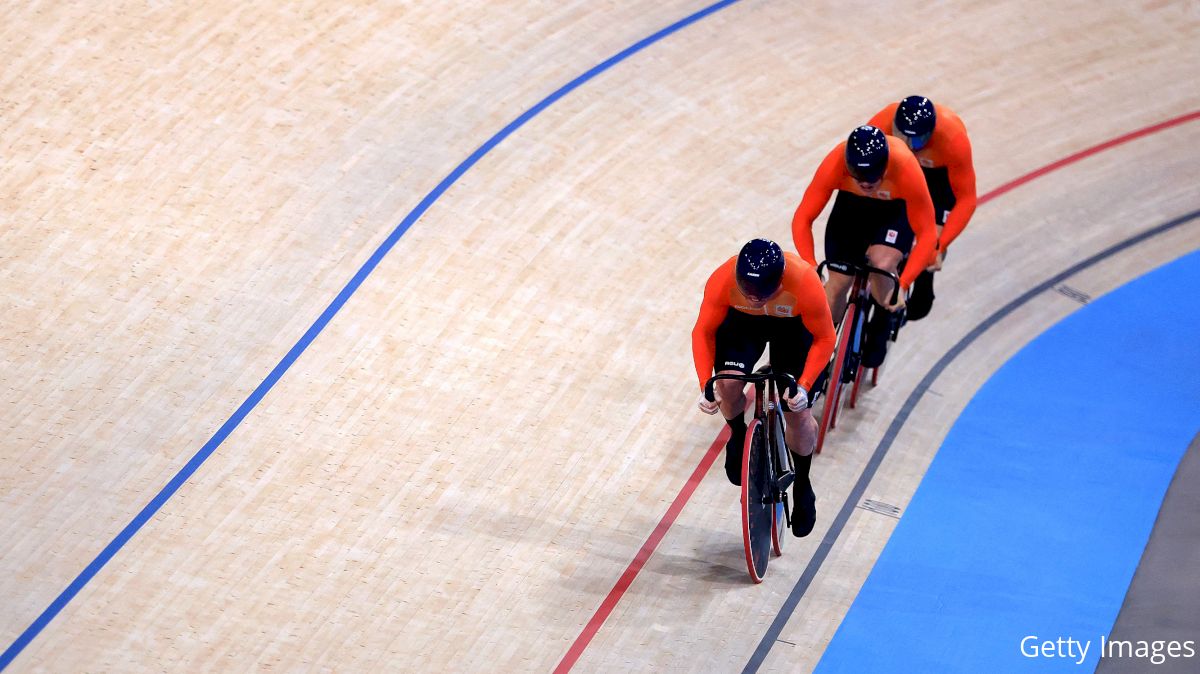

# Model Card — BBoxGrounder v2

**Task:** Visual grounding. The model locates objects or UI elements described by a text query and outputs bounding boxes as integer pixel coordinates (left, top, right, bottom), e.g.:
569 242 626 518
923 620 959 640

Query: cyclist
868 95 977 320
790 125 938 369
691 238 835 537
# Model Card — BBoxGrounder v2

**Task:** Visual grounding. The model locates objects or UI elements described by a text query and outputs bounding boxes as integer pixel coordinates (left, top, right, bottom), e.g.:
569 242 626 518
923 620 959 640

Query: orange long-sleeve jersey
868 102 977 250
790 136 937 289
691 252 835 392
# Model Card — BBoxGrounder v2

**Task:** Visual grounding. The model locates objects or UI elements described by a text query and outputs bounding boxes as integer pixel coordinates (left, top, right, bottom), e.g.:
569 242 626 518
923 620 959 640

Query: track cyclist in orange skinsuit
790 125 938 369
691 239 835 537
868 95 977 320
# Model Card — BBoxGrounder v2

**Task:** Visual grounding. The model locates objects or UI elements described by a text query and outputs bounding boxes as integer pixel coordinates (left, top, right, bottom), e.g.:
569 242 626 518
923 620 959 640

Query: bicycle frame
814 260 900 452
704 369 797 501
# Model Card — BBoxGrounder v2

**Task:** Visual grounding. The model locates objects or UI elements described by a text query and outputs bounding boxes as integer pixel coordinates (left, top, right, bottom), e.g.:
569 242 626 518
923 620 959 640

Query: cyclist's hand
697 392 720 415
884 292 907 313
784 387 810 412
926 249 945 272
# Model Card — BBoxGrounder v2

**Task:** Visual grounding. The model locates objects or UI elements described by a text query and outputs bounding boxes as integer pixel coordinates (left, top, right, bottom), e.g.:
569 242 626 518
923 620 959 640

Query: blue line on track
0 1 744 669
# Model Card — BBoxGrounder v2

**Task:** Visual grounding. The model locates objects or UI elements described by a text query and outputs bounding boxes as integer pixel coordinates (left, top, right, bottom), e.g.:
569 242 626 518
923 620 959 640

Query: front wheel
741 419 772 583
816 308 856 453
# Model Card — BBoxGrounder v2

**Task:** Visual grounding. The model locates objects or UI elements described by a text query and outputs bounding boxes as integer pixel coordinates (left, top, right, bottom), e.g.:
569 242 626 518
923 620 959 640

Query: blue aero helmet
735 238 785 301
845 125 889 184
894 95 937 151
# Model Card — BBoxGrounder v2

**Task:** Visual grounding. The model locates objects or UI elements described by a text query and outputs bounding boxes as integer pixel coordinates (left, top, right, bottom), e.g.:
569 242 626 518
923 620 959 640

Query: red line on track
978 110 1200 205
551 426 729 674
552 108 1200 673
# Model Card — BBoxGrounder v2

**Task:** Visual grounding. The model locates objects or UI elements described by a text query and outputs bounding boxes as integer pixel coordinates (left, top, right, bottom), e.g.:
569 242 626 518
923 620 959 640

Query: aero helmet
894 95 937 150
735 238 785 301
845 125 889 184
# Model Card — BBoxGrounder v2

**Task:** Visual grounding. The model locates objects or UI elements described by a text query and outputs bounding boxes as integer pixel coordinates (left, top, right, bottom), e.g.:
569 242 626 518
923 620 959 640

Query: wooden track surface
2 1 1198 671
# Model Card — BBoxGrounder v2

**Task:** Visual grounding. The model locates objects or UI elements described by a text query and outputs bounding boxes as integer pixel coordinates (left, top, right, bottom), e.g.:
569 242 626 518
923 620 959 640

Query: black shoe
792 482 816 537
862 334 887 369
906 270 935 321
861 306 893 369
724 432 744 486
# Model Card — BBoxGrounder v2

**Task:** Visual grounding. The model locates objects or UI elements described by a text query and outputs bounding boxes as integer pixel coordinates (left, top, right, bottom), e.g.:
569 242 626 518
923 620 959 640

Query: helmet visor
905 130 932 151
848 161 886 185
737 274 780 302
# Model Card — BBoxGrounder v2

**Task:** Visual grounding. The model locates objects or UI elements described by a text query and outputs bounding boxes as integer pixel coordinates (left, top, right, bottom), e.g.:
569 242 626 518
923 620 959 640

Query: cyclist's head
893 95 937 151
844 125 889 186
736 238 785 302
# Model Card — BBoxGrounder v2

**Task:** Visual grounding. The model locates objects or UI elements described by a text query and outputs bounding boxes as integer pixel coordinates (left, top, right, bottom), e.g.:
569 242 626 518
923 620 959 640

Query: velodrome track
2 1 1198 671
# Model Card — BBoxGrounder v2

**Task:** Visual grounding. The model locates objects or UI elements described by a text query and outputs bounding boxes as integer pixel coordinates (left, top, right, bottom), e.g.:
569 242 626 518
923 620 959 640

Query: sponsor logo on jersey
919 157 935 168
773 304 794 317
876 190 892 200
724 361 746 369
733 304 766 313
885 229 898 243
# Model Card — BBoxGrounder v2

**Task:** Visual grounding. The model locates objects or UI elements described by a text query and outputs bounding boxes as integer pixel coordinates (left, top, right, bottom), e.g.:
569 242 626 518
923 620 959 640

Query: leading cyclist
691 239 835 537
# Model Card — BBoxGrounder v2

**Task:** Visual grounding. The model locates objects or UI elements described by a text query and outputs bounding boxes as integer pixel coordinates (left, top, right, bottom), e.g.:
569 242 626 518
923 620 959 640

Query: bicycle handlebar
704 371 798 403
816 260 902 305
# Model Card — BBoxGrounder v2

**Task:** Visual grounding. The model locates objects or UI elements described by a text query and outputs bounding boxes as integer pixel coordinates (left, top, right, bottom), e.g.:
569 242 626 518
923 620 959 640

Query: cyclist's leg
864 198 911 307
714 310 768 485
768 320 818 537
866 243 905 305
768 321 818 458
861 204 913 367
823 191 875 326
909 167 956 319
824 271 853 327
784 401 818 537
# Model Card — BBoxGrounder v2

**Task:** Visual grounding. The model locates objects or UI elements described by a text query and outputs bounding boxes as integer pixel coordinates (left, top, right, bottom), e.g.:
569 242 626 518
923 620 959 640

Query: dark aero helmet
845 125 889 184
736 238 785 301
894 95 937 150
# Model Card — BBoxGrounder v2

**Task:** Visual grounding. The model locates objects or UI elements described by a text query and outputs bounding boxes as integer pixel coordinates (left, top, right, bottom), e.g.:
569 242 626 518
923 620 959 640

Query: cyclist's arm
791 147 842 265
794 266 836 391
939 132 977 250
899 163 938 288
691 271 730 391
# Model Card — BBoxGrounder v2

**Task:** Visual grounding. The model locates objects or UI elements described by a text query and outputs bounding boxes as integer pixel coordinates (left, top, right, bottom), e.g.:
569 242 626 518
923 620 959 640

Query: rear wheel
770 411 790 557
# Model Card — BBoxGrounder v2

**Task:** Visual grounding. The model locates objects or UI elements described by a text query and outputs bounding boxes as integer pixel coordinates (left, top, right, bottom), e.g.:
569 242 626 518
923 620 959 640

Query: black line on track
742 208 1200 672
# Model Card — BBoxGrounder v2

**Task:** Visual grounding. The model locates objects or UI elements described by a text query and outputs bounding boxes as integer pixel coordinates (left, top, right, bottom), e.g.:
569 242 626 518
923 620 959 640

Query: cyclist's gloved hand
697 392 720 415
884 292 907 313
926 249 945 272
784 387 810 412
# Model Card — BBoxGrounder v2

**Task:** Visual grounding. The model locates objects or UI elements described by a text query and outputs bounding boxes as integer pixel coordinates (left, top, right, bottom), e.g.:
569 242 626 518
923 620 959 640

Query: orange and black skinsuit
691 251 834 489
691 252 835 397
868 102 977 251
790 135 937 290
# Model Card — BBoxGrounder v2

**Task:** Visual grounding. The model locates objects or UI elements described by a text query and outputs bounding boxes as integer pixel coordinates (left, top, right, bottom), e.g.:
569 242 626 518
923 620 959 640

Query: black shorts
824 191 915 264
714 309 816 407
922 166 957 226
